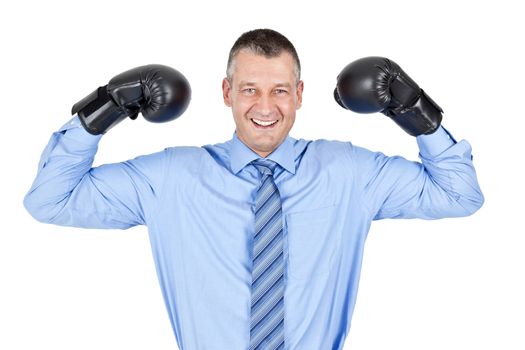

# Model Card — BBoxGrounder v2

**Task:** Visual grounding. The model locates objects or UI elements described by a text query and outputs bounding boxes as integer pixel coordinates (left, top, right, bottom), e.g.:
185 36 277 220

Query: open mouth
251 118 278 129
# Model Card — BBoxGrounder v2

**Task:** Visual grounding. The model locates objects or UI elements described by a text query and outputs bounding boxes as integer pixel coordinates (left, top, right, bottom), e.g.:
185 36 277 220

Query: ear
296 80 304 109
222 78 232 107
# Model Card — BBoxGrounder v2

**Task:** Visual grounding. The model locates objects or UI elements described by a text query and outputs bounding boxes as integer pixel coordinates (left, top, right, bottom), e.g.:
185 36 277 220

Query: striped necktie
249 158 285 350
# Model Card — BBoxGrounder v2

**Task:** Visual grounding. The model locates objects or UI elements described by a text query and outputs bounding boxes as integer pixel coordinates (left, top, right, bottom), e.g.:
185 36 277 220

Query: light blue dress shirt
24 116 484 349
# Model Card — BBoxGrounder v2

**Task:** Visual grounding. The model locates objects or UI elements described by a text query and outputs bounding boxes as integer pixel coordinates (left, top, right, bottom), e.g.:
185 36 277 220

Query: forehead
231 50 296 85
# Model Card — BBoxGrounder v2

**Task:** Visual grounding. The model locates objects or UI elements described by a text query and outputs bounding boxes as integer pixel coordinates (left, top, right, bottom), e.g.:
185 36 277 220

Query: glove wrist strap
71 86 131 135
385 89 443 136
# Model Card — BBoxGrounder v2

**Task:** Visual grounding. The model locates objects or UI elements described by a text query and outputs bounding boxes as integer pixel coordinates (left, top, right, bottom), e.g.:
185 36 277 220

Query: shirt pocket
285 204 340 280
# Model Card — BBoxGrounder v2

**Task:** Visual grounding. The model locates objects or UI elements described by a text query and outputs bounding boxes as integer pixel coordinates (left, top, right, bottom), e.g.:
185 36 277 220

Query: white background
1 0 523 349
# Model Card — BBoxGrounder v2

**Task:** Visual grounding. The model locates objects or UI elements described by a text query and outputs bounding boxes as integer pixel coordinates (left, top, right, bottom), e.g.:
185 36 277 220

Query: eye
274 89 288 95
242 88 256 95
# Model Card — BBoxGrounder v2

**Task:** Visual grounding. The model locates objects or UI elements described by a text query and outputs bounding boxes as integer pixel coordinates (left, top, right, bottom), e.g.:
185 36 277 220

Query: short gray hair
226 28 301 85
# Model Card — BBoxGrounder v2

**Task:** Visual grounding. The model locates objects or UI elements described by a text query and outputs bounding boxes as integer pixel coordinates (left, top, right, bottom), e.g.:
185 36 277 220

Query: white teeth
252 119 277 126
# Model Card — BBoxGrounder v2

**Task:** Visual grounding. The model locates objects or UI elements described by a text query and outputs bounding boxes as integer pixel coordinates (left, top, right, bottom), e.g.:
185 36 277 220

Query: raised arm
23 64 191 229
23 117 169 228
335 56 484 219
347 126 484 220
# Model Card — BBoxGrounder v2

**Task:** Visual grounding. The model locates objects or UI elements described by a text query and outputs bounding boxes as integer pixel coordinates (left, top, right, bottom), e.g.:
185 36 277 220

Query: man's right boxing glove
333 56 443 136
72 64 191 135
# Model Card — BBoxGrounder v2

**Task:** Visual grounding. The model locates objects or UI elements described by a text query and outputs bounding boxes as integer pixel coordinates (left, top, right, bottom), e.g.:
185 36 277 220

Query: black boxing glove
334 56 443 136
72 64 191 135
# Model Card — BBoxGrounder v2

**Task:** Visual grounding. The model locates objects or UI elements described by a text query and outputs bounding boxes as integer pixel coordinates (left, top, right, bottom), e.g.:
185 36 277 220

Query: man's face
222 50 304 158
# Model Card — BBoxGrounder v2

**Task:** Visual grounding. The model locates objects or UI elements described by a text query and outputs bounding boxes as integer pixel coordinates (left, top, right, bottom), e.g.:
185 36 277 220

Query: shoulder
299 138 355 161
297 137 393 171
164 145 208 158
163 139 233 171
162 145 207 174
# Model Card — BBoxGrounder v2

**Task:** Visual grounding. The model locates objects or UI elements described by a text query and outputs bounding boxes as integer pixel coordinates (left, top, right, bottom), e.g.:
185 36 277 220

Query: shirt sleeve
348 126 485 220
23 115 167 229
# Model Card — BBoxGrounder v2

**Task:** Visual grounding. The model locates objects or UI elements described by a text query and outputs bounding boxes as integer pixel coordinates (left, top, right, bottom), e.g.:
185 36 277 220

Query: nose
254 93 275 116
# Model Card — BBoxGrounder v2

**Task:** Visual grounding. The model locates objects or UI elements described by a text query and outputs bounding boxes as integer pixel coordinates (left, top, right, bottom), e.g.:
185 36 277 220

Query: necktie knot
251 158 277 177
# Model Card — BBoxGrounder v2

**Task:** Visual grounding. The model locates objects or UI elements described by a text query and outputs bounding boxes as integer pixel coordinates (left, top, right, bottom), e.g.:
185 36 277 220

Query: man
24 29 484 349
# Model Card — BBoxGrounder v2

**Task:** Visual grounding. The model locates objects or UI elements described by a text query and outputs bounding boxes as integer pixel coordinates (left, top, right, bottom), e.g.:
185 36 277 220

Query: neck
254 150 271 158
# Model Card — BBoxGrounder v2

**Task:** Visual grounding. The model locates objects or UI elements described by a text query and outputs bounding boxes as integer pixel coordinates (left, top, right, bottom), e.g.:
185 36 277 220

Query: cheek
279 100 297 117
234 99 253 116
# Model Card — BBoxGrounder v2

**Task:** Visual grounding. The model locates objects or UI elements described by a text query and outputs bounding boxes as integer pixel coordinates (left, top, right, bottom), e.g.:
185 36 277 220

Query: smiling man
222 44 303 158
24 29 483 349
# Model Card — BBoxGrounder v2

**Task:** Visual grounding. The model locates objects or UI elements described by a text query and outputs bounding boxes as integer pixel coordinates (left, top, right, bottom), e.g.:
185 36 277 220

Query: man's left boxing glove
71 64 191 135
333 56 442 136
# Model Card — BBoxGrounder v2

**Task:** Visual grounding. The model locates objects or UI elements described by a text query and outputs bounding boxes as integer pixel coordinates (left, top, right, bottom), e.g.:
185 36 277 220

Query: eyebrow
238 81 292 89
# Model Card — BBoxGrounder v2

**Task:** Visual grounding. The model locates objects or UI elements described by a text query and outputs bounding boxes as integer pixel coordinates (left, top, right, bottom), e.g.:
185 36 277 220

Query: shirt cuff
416 125 457 158
59 115 103 146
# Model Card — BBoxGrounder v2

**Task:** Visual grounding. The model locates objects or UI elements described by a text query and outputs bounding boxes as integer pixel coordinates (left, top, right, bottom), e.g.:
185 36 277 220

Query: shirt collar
229 131 296 175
